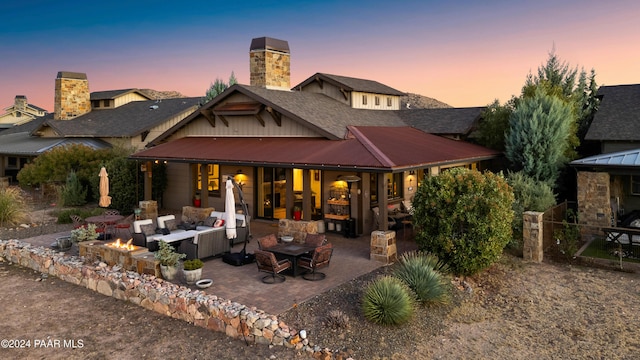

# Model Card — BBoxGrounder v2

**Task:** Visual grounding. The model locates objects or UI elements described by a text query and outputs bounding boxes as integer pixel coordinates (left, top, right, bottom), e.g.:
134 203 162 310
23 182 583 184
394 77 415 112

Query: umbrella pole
229 176 252 252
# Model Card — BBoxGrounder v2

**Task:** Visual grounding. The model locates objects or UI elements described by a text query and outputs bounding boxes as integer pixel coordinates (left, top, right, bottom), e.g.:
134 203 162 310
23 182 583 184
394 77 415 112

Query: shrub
55 208 105 224
183 259 204 270
362 276 414 326
412 168 515 276
61 170 87 206
507 171 556 249
325 310 350 330
70 223 99 242
554 209 580 261
394 251 449 305
155 240 186 267
0 186 28 227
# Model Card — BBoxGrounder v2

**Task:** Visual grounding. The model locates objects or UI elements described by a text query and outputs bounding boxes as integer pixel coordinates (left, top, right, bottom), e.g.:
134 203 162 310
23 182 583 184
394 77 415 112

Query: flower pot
293 210 302 221
183 268 202 285
55 236 72 250
193 198 201 208
160 265 179 281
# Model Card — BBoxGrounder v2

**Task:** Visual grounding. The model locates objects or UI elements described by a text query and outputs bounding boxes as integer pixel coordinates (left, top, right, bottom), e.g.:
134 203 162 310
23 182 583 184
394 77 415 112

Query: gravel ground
3 206 640 359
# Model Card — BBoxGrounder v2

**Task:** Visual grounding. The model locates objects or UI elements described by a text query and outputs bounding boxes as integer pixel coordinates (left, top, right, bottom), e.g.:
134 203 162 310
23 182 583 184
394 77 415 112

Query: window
375 96 380 106
387 97 392 107
16 111 21 117
362 95 367 105
196 164 221 196
103 100 110 107
370 173 403 204
632 176 640 195
92 100 100 108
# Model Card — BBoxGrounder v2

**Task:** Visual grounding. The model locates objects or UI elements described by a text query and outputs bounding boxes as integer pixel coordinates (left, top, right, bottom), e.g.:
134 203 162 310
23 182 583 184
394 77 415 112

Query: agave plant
361 276 414 326
394 251 449 305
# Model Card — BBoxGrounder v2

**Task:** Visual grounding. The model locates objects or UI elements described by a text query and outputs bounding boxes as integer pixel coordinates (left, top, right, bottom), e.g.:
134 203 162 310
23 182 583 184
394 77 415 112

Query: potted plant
154 240 186 280
70 223 99 243
293 205 302 221
193 193 201 208
182 258 204 284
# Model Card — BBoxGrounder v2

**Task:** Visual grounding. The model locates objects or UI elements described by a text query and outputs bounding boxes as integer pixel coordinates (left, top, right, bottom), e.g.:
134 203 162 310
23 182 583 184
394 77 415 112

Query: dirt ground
2 252 640 360
2 203 640 359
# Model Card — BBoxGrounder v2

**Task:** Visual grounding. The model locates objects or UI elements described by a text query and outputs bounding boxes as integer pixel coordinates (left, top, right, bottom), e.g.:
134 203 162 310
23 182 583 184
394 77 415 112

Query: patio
21 219 417 315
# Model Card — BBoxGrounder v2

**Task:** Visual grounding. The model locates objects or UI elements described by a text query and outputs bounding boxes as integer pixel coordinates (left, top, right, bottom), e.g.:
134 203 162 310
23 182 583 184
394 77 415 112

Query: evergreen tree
505 86 573 186
200 71 237 105
475 99 515 151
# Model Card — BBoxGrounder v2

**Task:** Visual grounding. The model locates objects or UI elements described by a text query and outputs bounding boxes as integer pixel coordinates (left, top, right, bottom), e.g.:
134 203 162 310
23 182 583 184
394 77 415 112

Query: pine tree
200 71 237 105
505 86 573 186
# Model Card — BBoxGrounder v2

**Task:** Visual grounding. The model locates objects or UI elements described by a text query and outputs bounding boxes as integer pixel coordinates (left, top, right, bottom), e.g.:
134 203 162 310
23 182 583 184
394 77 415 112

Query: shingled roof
399 107 485 136
585 84 640 141
43 97 200 137
293 73 406 96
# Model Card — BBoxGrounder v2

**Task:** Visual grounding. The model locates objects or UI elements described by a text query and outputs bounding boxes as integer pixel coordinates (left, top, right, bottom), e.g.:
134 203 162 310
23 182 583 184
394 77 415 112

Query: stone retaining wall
278 219 320 243
0 239 339 359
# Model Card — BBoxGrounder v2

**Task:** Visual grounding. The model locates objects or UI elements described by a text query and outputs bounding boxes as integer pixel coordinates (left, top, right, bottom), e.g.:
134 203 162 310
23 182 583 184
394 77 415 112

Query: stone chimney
14 95 27 112
54 71 90 120
249 37 290 90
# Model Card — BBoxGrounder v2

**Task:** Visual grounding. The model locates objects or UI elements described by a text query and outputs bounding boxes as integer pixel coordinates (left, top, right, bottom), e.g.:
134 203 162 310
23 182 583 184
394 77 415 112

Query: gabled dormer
293 73 405 110
90 89 152 110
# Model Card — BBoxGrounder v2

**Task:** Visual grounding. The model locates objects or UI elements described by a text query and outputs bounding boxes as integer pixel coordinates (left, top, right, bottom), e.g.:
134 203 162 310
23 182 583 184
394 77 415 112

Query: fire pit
79 240 160 277
105 238 139 252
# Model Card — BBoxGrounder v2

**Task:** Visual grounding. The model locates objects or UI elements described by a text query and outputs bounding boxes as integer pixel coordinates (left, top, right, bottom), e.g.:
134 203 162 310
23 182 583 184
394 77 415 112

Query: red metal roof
130 126 500 171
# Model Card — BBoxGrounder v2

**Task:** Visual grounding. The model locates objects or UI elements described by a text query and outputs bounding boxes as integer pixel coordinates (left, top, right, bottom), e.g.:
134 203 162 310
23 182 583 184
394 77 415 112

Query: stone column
523 211 544 262
370 230 397 264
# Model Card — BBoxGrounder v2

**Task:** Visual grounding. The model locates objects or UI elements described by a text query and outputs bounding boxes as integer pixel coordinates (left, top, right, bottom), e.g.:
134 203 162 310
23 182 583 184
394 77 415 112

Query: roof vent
149 105 159 110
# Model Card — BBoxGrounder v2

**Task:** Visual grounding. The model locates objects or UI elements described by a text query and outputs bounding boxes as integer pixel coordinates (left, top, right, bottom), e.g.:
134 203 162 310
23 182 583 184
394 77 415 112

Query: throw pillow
140 223 156 237
236 218 244 228
164 219 177 231
213 219 225 228
203 216 217 227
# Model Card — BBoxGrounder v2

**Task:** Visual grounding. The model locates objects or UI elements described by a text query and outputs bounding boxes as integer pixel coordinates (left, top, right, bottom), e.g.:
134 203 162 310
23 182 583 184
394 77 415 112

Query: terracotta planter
183 268 202 285
160 265 179 281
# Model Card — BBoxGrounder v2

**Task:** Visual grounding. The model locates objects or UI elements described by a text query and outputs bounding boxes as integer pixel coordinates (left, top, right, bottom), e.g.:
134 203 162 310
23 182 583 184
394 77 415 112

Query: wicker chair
104 209 120 216
298 243 333 281
254 249 291 284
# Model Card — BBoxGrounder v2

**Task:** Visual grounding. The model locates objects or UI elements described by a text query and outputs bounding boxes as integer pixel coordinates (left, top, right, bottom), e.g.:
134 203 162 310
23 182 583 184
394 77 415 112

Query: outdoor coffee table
268 243 316 277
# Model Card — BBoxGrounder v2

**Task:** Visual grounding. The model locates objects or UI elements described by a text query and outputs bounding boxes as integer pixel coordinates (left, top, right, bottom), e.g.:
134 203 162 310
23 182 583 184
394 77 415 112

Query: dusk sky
2 0 639 112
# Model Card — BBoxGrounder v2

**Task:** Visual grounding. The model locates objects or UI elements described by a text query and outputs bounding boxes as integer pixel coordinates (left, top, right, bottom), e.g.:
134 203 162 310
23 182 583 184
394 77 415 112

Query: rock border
0 239 341 359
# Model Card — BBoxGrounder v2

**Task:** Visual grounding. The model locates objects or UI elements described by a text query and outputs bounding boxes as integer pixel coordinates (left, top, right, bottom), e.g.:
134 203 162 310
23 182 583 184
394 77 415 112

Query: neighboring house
0 71 200 183
130 37 502 235
0 95 48 130
571 84 640 236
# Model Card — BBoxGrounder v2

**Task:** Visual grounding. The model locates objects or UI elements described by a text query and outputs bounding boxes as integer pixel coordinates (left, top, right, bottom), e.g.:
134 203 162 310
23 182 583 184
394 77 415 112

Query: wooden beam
265 106 282 126
217 114 229 127
141 130 150 142
200 109 215 127
254 113 266 127
339 88 348 100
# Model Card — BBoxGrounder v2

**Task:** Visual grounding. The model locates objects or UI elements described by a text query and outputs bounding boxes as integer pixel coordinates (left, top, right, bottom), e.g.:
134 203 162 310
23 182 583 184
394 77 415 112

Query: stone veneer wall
370 230 397 264
250 50 290 90
577 171 611 238
54 72 90 120
0 239 342 359
522 211 544 262
278 219 320 243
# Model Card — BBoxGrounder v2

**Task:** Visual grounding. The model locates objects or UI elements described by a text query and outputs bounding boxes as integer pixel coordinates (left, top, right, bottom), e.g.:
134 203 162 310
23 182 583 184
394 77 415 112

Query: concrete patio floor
20 220 418 315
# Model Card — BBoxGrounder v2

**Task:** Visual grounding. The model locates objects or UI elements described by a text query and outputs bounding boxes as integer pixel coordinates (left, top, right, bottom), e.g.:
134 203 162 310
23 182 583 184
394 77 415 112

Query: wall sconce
235 170 245 190
409 170 415 175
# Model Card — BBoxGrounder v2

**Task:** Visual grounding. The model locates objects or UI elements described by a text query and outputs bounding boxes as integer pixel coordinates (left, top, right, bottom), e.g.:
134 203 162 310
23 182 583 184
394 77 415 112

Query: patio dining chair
104 209 121 216
298 243 333 281
257 234 278 250
114 214 134 240
254 249 291 284
70 215 86 229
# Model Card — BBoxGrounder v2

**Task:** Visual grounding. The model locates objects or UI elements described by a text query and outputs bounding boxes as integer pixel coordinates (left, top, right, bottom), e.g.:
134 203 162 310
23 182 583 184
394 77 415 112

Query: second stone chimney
249 37 290 90
54 71 90 120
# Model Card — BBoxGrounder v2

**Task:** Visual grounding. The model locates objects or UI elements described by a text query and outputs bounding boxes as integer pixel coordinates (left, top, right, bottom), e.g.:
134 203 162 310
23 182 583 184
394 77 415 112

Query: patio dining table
85 214 124 238
268 243 317 277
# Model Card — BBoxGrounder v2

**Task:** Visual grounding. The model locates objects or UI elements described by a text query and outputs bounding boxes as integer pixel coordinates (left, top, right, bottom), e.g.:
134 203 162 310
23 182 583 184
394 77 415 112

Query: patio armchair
254 249 291 283
303 233 326 247
104 209 121 216
257 234 278 250
298 243 333 281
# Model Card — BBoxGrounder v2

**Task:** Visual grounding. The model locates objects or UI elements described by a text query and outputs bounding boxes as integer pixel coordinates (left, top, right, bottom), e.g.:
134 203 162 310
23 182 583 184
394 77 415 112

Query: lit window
196 164 221 196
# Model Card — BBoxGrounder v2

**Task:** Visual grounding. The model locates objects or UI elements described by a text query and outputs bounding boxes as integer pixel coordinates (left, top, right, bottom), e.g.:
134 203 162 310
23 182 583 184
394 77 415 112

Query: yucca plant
0 186 28 227
362 276 414 326
394 252 449 305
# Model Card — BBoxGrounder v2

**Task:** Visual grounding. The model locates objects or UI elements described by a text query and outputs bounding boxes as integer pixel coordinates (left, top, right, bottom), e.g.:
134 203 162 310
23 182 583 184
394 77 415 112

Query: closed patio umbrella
225 178 237 240
98 167 111 207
